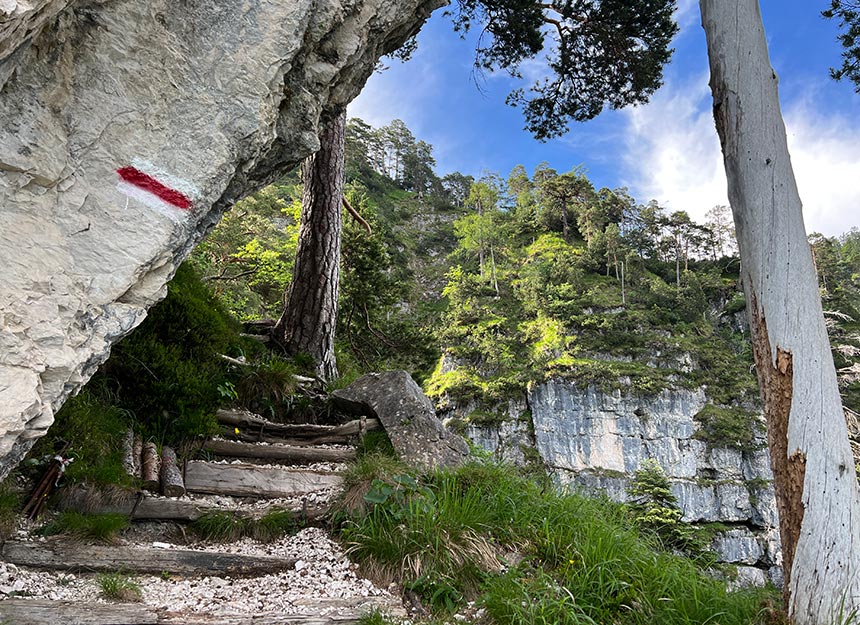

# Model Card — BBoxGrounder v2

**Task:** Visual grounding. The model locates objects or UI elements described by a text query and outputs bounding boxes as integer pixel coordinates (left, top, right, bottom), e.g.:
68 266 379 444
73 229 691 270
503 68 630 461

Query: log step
0 540 295 576
202 440 356 464
184 462 343 499
216 410 379 441
58 487 329 523
0 597 406 624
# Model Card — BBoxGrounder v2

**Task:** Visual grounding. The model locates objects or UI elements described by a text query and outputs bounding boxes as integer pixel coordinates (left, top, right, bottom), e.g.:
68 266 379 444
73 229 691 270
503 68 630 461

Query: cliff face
453 381 782 586
0 0 442 476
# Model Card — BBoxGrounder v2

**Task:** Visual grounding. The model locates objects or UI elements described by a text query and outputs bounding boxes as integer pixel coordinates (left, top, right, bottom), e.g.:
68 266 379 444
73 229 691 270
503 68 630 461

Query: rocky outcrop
449 380 782 584
333 371 470 470
0 0 442 476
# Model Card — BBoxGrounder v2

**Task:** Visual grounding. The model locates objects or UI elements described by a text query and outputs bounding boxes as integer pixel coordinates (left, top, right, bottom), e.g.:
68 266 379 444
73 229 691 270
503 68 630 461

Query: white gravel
0 528 398 615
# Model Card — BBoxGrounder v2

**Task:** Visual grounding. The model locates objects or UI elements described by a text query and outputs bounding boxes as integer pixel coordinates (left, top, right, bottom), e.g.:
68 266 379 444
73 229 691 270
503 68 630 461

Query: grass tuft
190 508 298 543
97 572 142 602
335 452 408 517
41 512 128 543
340 461 780 622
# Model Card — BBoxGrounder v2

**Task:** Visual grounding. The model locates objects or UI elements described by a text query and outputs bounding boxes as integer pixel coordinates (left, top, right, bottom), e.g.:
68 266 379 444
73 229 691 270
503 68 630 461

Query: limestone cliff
449 382 782 586
0 0 442 476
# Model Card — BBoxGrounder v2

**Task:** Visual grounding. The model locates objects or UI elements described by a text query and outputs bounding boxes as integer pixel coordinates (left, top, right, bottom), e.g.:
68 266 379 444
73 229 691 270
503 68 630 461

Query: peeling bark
749 302 806 603
701 1 860 622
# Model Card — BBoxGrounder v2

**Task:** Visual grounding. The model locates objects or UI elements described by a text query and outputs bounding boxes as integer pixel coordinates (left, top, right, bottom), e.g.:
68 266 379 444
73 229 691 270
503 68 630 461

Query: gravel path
0 528 397 615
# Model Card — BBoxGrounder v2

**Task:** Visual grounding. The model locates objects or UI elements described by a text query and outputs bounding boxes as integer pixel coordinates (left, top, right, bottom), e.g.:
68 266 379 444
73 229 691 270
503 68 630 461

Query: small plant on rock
628 459 707 555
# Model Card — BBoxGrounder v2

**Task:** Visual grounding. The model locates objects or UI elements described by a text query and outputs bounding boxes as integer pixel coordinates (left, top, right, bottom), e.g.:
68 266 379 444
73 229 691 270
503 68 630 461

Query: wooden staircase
0 410 404 625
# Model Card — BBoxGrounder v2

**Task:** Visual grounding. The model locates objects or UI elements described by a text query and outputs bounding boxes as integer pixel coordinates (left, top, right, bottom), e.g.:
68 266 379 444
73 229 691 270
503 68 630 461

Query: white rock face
461 380 781 581
0 0 442 476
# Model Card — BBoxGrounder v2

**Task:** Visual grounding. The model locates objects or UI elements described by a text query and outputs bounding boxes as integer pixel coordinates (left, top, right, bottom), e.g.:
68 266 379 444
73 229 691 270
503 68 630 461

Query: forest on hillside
191 117 860 416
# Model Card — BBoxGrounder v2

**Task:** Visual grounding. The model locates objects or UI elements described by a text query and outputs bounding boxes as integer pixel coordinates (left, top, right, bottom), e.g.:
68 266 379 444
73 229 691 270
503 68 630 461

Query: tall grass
340 461 781 623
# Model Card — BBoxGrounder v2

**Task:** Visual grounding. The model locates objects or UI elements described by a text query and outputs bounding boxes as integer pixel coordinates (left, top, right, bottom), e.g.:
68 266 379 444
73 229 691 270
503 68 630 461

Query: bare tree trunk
489 245 499 294
620 259 626 306
701 2 860 622
273 111 345 381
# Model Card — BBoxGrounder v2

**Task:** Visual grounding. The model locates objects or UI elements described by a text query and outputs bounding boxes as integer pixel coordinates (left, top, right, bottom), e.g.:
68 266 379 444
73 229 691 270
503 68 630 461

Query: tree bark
141 442 161 492
273 110 345 381
700 2 860 622
159 446 185 497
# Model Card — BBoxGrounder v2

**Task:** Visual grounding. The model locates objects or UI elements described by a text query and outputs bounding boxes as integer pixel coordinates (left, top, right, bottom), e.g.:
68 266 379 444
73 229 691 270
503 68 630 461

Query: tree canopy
450 0 679 139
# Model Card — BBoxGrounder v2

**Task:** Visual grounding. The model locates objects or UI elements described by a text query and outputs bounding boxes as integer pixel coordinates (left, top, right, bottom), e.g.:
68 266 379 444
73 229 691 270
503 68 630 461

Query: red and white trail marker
116 160 197 220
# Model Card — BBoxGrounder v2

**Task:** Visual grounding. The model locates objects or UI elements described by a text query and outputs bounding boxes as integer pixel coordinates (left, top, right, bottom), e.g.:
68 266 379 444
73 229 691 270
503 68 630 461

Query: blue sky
349 0 860 236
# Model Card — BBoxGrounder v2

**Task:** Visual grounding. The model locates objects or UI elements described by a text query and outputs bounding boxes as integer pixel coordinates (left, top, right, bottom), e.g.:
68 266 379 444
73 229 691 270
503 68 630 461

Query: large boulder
333 371 470 470
0 0 442 477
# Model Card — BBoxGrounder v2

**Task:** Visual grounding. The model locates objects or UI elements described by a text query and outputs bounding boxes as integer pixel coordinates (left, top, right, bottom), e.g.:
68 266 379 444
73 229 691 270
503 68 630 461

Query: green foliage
99 262 240 444
233 354 298 420
628 459 709 555
356 611 403 625
823 1 860 90
336 452 409 517
694 404 760 451
449 0 678 140
97 572 142 602
32 389 132 486
192 184 300 320
340 462 776 622
0 480 21 540
190 509 298 543
356 430 397 459
41 512 129 543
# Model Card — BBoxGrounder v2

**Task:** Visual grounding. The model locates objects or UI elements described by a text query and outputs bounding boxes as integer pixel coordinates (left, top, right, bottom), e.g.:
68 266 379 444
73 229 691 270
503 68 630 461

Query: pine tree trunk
701 2 860 622
273 111 344 381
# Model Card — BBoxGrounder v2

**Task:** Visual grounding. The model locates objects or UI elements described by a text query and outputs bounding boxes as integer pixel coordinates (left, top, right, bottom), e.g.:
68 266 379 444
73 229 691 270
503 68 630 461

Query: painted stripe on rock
116 166 192 210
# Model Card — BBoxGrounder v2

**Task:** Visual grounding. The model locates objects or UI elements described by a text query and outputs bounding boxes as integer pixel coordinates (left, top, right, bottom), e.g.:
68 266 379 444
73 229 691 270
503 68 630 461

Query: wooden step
184 462 343 499
0 540 295 576
202 439 356 464
216 410 380 444
59 486 330 523
0 596 406 624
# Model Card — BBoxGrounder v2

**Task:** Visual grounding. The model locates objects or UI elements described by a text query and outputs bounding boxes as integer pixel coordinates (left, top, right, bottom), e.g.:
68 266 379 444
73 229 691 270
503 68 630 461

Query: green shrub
251 508 297 542
336 452 408 517
234 354 298 420
30 391 132 487
628 459 709 556
190 511 246 542
97 572 142 602
0 479 21 539
99 262 241 444
694 404 760 450
41 512 129 543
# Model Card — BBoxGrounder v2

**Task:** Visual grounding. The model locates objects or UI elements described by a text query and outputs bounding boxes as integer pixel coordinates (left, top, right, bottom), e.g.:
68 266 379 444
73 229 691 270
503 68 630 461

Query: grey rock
443 398 534 466
459 379 782 575
332 371 469 470
728 566 768 589
711 528 764 565
0 0 442 475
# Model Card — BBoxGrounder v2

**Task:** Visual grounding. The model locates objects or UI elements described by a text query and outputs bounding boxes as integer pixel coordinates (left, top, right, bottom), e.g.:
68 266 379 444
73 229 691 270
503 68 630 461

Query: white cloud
621 74 860 237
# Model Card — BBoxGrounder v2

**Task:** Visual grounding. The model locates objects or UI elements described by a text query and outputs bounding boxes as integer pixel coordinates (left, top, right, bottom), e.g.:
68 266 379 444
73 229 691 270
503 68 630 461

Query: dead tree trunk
701 1 860 622
273 110 345 381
